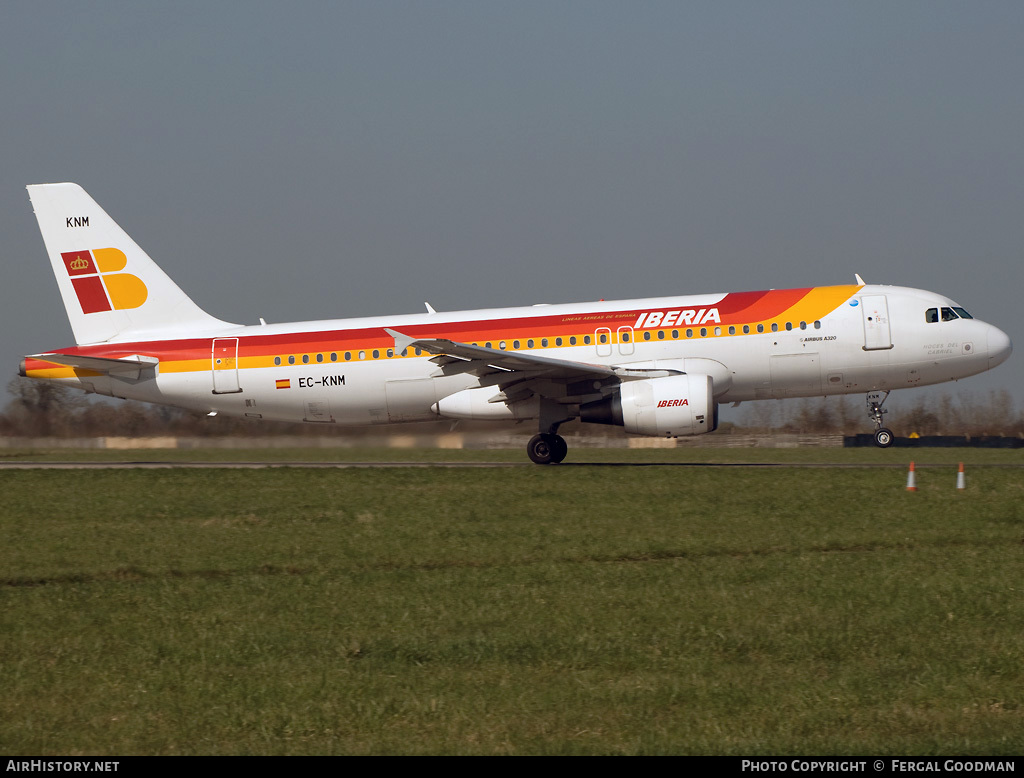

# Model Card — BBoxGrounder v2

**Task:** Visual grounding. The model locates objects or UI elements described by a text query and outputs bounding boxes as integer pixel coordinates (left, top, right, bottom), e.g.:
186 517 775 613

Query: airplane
20 183 1012 463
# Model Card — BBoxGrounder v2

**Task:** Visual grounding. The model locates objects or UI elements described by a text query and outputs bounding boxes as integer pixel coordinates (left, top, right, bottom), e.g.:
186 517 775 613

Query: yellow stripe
23 367 101 379
777 285 860 324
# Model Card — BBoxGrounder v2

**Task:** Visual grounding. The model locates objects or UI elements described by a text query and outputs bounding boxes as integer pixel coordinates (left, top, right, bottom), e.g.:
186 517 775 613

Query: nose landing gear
867 390 894 448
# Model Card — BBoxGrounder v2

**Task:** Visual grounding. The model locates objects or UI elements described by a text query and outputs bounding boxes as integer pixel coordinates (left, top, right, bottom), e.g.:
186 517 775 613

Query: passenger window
345 352 352 361
513 340 520 349
671 330 679 339
556 337 563 346
621 333 630 342
714 327 721 336
499 341 507 350
799 321 807 330
541 338 547 347
387 349 393 358
599 334 607 344
743 325 750 334
527 339 534 348
274 356 281 366
728 326 736 335
658 330 665 340
814 321 821 329
785 322 792 331
686 329 693 338
302 355 310 364
570 336 577 345
584 335 591 345
316 353 324 363
643 332 651 341
288 355 295 365
358 351 366 360
700 328 707 337
757 324 764 333
331 353 338 362
771 323 778 332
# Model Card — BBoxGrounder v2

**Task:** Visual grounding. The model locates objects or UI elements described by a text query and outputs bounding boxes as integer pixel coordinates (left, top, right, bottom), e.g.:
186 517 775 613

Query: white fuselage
33 284 1011 429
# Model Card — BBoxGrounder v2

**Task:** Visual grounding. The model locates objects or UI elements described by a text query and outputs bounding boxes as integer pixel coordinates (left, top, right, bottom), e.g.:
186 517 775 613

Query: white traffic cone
906 462 917 492
956 462 966 490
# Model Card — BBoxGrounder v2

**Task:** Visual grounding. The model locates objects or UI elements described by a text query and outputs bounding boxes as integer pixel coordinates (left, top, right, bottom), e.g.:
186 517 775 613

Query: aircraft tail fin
26 183 232 345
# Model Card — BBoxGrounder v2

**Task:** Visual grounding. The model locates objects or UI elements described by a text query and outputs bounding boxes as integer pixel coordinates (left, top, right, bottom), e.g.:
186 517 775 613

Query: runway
2 460 1022 470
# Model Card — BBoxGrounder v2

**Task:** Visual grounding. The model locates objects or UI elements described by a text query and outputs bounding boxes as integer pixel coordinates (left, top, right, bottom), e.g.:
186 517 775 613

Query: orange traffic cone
906 462 917 491
956 462 966 490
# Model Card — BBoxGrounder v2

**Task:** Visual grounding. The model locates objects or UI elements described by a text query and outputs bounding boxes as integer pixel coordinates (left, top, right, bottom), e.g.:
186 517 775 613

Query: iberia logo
657 398 689 408
61 249 148 314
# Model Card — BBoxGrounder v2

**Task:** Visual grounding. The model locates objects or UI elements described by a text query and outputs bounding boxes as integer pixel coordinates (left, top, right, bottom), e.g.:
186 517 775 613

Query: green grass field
2 449 1022 754
1 442 1021 464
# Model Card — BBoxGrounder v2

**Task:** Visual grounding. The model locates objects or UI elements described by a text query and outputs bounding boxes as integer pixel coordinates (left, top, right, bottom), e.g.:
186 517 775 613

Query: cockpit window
927 307 972 323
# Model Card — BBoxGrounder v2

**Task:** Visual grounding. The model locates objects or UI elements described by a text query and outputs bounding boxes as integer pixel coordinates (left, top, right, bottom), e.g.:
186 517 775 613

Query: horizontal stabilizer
25 352 159 378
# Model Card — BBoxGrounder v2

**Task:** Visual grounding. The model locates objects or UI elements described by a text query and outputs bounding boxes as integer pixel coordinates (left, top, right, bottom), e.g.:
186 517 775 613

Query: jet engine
580 374 717 437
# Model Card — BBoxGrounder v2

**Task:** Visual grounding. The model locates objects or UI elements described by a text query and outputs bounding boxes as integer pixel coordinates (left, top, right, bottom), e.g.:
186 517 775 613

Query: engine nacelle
580 374 717 437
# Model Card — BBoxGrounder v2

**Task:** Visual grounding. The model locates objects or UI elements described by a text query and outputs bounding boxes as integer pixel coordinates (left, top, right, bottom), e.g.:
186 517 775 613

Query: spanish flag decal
275 379 291 390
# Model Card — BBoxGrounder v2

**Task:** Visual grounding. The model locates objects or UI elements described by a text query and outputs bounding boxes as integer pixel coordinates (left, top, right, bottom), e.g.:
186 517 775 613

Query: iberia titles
633 308 721 329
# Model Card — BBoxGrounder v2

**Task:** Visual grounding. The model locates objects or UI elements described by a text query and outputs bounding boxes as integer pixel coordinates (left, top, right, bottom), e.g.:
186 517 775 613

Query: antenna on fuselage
855 274 866 285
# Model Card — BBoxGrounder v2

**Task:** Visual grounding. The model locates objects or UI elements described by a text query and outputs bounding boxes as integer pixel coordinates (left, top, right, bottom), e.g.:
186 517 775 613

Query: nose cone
988 326 1012 370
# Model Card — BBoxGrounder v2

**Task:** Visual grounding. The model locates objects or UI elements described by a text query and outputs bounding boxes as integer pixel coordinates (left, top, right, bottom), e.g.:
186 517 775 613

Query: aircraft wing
386 329 615 379
385 329 678 402
26 352 159 378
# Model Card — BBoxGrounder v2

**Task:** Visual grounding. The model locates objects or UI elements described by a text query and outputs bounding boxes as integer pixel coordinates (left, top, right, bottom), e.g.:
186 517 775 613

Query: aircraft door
211 338 241 394
861 295 893 351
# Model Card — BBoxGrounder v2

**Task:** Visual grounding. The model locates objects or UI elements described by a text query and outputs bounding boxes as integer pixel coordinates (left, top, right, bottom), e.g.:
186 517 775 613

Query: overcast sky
2 1 1021 420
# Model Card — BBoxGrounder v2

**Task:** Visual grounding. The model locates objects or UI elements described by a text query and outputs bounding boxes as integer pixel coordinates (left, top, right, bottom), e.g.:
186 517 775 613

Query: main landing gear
866 390 894 448
527 431 568 465
526 398 573 464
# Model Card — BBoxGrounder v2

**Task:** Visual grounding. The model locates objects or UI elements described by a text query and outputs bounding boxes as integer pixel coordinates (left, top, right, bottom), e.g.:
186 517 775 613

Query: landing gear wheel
527 433 554 465
527 433 568 465
874 427 894 448
550 434 568 464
